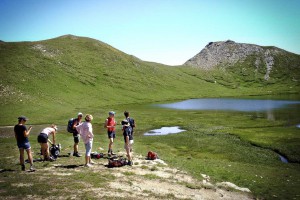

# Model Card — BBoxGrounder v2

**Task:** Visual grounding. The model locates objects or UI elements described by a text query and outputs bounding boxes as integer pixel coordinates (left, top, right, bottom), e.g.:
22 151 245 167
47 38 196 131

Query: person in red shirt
104 111 117 156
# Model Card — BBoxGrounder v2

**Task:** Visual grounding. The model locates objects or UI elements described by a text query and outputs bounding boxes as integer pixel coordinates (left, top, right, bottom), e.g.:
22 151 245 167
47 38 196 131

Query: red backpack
147 151 158 160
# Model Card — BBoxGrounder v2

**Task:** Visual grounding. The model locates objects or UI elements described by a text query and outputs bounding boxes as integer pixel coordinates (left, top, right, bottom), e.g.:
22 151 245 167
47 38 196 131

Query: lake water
144 126 186 136
155 96 300 125
156 98 300 112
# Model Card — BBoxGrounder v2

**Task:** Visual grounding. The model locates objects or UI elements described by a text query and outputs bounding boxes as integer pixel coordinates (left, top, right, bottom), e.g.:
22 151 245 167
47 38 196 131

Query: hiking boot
90 160 95 165
21 164 25 171
73 152 82 157
85 163 92 167
44 156 55 162
29 165 36 172
127 161 133 166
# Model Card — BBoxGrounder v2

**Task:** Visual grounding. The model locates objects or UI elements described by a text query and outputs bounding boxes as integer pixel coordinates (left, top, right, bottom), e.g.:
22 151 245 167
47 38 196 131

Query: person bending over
37 124 57 161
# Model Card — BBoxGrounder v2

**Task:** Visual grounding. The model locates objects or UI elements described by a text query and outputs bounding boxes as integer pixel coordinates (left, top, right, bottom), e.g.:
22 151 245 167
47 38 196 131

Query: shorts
37 133 48 143
74 135 80 143
129 133 133 140
17 142 31 150
85 141 93 156
73 130 79 137
107 131 116 139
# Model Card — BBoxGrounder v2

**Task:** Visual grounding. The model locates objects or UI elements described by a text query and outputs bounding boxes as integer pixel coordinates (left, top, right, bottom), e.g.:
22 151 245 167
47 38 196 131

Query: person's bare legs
85 155 89 165
74 142 78 154
26 149 33 165
41 143 49 160
108 138 114 154
125 136 132 165
19 148 25 170
26 148 34 170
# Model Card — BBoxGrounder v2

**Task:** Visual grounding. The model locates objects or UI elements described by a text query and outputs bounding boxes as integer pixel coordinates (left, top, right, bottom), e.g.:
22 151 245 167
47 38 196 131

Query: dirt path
51 153 254 200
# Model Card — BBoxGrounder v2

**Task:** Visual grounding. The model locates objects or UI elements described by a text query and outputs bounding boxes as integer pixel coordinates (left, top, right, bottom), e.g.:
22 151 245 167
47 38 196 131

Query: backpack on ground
67 118 75 133
147 151 158 160
108 157 127 168
49 144 61 159
91 152 104 159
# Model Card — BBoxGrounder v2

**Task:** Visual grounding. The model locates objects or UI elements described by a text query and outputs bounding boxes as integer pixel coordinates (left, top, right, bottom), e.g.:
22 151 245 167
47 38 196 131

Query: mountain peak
184 40 284 71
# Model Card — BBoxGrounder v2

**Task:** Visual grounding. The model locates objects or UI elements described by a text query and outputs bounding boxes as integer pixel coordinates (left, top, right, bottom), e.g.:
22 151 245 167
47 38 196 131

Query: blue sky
1 0 299 65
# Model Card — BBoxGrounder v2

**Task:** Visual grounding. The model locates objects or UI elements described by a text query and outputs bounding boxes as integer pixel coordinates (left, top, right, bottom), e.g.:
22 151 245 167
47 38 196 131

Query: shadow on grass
58 154 71 158
54 164 84 169
0 169 15 173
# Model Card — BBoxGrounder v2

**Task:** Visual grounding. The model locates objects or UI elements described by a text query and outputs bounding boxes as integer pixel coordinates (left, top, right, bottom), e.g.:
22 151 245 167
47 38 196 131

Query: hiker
76 114 94 167
104 111 117 156
121 119 133 166
124 111 135 152
14 116 35 171
37 124 58 161
71 112 83 157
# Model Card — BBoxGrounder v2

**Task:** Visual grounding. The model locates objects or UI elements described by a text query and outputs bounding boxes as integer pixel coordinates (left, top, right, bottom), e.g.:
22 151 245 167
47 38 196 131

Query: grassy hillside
1 35 299 125
1 35 300 199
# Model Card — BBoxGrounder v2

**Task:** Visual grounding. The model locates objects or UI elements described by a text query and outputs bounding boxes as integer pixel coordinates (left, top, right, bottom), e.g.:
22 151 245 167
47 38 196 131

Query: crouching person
37 124 57 161
76 114 94 167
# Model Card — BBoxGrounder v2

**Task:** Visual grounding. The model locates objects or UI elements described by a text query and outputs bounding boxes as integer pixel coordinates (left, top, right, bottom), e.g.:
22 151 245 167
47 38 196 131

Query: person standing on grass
124 111 135 152
72 112 83 157
104 111 117 156
14 116 35 171
76 114 94 167
121 119 133 166
37 124 58 161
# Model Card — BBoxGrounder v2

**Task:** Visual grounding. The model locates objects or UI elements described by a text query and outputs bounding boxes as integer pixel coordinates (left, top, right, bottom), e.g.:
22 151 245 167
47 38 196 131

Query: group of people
14 111 135 171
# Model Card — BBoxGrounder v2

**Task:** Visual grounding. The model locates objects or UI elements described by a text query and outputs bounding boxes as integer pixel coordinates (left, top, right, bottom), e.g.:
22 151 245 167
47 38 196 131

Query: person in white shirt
76 114 94 167
37 124 57 161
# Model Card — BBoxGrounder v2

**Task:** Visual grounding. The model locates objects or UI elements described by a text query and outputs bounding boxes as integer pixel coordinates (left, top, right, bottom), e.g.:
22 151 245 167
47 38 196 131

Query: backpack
108 157 127 168
127 117 135 128
67 118 75 133
91 152 104 159
147 151 158 160
49 144 61 159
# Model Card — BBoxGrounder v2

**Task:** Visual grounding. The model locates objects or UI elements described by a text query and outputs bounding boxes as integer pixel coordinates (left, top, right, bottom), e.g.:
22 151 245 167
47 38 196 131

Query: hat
78 112 83 116
109 111 115 115
18 116 28 121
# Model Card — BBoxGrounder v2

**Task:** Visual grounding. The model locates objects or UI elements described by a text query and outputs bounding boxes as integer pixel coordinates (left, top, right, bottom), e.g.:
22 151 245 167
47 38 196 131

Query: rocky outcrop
184 40 284 80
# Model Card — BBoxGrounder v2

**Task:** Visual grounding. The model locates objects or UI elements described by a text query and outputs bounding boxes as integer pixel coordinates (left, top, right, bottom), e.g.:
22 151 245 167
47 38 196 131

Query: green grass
1 35 299 125
0 35 300 199
129 105 300 199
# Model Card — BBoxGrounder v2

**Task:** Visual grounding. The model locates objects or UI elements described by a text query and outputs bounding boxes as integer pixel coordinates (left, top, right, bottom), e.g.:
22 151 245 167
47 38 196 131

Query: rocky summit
184 40 293 80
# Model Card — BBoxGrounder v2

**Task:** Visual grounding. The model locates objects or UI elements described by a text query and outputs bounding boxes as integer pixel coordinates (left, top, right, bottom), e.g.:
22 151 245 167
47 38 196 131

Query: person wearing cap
76 114 94 167
104 111 117 156
14 116 35 171
37 124 58 161
72 112 83 157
